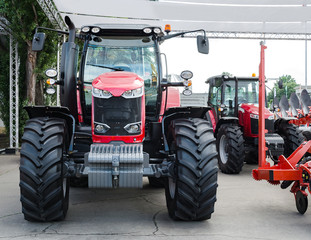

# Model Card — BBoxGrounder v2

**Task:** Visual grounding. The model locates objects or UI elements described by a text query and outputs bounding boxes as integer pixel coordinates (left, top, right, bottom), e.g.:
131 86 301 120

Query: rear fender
161 106 211 153
274 118 297 130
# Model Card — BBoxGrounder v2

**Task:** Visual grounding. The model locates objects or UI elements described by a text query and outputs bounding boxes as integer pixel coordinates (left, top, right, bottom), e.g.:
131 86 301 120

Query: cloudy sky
161 37 311 93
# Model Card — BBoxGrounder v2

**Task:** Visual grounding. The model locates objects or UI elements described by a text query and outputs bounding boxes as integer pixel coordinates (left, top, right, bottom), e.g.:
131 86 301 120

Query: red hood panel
92 72 144 97
240 103 273 117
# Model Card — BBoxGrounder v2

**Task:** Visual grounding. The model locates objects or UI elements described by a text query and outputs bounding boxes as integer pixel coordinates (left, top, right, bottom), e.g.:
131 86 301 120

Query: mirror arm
161 82 184 87
35 26 68 35
159 29 206 42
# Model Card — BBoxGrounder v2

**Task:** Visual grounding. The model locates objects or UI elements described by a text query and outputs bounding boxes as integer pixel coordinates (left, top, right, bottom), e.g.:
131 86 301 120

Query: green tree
0 0 58 136
267 75 299 104
222 72 233 77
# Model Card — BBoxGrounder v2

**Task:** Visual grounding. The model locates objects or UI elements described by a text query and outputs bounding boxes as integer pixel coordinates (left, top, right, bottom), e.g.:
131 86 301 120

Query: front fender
161 106 211 153
24 106 75 152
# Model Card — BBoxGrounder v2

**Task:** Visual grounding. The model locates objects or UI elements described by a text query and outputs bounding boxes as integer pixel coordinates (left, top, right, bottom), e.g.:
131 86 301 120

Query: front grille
94 96 142 135
251 118 274 135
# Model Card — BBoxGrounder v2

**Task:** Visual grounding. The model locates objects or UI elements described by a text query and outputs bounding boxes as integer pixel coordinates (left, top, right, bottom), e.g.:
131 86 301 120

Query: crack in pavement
140 195 164 207
152 210 162 235
0 231 147 239
0 212 22 219
41 223 56 234
0 167 18 177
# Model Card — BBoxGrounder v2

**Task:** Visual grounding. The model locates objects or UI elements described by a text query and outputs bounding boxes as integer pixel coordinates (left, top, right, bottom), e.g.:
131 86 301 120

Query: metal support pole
9 36 19 149
258 41 268 168
9 36 13 148
305 37 308 89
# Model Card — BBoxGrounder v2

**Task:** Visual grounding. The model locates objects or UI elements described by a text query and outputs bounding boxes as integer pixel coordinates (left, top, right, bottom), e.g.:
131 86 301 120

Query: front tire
216 124 245 174
20 117 69 222
165 118 218 221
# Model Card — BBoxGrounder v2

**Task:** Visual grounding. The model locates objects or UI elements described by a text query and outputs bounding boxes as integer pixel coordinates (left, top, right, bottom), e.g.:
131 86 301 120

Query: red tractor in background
205 75 303 174
20 16 218 222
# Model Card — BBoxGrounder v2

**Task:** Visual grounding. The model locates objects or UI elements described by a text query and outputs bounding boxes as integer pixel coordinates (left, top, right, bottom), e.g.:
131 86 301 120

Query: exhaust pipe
65 16 75 43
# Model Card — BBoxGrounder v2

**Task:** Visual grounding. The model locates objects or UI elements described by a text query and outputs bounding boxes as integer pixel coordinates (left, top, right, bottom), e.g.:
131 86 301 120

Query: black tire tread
165 118 218 221
216 124 245 174
20 117 68 222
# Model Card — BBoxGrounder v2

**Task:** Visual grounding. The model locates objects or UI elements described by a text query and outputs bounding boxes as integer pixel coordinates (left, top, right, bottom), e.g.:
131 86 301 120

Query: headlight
124 122 141 134
153 28 161 34
92 87 112 98
94 123 110 134
143 28 152 34
180 70 193 80
81 26 90 33
91 27 101 33
122 87 143 99
46 86 55 95
250 114 259 119
45 68 58 78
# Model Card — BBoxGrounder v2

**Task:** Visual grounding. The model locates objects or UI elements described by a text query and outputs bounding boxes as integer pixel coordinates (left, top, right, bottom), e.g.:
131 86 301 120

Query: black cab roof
80 24 164 37
205 75 259 85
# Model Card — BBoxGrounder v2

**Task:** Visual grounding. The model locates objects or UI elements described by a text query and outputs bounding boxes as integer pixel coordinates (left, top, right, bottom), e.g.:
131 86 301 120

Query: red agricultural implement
276 89 311 141
253 42 311 214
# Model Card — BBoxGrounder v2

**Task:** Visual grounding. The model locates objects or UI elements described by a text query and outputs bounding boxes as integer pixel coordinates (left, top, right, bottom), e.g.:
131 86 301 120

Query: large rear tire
165 118 218 221
20 117 69 222
216 124 245 174
276 121 304 157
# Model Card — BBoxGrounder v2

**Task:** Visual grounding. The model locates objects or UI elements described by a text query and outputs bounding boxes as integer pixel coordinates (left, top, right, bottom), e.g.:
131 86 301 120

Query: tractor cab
207 75 260 118
79 25 164 125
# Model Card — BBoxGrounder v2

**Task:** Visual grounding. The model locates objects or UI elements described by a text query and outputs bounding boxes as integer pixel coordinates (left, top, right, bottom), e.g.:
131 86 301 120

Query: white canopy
52 0 311 38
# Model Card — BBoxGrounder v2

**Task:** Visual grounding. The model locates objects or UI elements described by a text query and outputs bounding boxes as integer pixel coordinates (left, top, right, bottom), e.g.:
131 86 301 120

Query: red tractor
205 75 303 174
20 17 218 222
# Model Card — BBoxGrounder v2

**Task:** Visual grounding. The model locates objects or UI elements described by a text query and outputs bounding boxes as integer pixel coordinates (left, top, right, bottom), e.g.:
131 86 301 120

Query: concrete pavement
0 154 310 239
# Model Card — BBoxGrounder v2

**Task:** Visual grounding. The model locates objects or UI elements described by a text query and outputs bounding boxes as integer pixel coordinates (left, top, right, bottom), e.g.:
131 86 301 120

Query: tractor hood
239 103 273 118
92 72 144 97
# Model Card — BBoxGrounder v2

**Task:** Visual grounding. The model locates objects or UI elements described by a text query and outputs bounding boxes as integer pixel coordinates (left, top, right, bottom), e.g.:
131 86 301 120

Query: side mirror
278 80 283 89
197 35 209 54
32 32 45 52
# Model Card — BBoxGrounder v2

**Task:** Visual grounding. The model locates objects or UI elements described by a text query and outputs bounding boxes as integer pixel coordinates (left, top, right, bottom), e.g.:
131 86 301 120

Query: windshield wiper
86 63 124 71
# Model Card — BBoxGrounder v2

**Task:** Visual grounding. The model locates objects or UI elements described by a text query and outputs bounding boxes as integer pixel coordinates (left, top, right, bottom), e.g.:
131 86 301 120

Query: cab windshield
224 80 259 106
83 35 159 114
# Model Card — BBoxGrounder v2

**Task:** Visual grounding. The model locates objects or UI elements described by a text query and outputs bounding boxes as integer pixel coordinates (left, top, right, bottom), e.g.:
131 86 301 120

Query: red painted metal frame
91 72 146 144
252 42 311 196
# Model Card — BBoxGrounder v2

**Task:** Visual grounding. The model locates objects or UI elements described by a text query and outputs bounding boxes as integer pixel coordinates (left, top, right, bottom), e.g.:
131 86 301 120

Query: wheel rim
219 135 229 164
168 177 176 199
